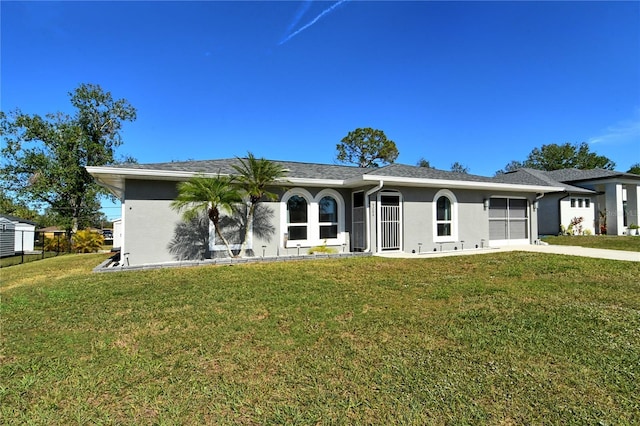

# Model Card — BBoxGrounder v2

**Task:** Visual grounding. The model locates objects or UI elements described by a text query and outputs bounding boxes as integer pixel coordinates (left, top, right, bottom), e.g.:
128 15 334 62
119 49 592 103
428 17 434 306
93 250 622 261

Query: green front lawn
542 235 640 252
0 252 69 268
2 253 639 424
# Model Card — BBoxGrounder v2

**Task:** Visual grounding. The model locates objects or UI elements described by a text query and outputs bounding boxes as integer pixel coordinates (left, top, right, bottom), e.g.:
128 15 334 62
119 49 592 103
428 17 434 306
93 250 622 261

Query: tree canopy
336 127 398 168
171 175 242 258
416 157 433 168
627 163 640 175
232 152 287 256
495 142 615 175
171 154 286 258
450 162 470 174
0 83 136 232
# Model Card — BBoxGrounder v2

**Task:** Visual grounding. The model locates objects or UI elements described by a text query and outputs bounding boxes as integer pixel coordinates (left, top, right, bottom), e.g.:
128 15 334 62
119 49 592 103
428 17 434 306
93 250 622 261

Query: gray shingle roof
495 169 596 194
117 159 525 184
102 159 582 191
364 163 498 183
112 158 366 180
0 214 38 225
545 168 640 182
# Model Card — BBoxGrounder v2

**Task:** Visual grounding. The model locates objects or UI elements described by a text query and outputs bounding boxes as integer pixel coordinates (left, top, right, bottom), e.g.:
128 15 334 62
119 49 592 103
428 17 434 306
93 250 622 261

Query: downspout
557 192 570 234
364 180 384 253
533 193 545 243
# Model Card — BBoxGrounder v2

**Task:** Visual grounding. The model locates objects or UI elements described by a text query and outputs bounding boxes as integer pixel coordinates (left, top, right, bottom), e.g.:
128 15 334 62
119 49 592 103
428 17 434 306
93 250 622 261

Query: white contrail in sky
282 0 313 42
279 0 349 46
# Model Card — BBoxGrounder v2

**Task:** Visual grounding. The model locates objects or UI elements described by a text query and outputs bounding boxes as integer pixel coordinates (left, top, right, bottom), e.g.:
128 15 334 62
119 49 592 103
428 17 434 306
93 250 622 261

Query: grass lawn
542 235 640 252
0 252 69 268
1 253 639 424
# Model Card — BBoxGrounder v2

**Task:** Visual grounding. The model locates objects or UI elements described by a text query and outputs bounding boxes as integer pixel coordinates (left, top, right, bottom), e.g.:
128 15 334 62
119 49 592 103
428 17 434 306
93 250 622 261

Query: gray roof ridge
369 162 489 176
502 168 600 193
544 167 639 182
116 157 365 170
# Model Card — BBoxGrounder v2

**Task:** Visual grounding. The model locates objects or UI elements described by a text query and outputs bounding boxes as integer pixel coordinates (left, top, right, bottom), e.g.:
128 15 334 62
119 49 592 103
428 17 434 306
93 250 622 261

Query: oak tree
336 127 398 168
1 84 136 232
496 142 615 174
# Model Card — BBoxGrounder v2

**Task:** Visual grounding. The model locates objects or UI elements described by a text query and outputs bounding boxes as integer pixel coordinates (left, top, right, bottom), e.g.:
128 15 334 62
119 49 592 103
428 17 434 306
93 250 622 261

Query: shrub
44 236 71 252
569 217 584 236
308 241 338 255
72 229 105 253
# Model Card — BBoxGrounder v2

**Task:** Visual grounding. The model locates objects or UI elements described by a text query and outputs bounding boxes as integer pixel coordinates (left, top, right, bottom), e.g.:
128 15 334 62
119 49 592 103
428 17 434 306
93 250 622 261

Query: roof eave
358 174 563 193
86 166 565 197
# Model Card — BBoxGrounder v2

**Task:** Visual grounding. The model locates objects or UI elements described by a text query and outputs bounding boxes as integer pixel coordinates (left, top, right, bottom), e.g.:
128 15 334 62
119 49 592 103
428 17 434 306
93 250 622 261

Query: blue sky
2 1 639 219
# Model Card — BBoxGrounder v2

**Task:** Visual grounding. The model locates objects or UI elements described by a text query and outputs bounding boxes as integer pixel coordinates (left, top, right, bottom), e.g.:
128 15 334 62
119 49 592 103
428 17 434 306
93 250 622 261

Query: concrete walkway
376 245 640 262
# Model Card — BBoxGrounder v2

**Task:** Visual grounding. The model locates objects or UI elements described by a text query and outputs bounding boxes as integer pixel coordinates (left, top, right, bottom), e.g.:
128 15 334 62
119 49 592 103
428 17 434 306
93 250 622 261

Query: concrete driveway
504 244 640 262
377 244 640 262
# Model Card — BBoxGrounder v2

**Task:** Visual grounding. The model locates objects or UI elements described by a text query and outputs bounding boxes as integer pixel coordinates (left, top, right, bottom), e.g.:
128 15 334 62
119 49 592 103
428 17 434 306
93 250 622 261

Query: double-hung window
433 189 458 242
319 196 338 239
287 195 308 241
436 196 452 237
282 189 345 247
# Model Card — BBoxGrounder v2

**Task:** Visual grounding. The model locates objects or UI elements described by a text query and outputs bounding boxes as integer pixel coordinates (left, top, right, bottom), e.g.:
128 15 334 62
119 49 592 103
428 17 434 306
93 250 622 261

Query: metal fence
0 230 72 268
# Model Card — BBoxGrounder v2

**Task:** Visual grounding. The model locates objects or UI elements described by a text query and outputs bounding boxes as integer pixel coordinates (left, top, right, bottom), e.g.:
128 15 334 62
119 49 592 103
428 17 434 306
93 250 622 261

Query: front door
378 193 402 251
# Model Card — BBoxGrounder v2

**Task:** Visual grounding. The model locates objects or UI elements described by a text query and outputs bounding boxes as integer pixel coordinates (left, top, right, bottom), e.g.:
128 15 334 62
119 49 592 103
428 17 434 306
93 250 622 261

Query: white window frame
315 189 345 246
282 188 313 248
433 189 458 243
280 188 345 248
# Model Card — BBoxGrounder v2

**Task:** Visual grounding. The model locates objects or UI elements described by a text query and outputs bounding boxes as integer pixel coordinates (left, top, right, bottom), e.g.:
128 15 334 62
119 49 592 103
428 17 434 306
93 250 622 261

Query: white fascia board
281 177 346 188
572 176 640 186
85 167 348 188
357 174 564 193
85 166 230 180
86 167 216 200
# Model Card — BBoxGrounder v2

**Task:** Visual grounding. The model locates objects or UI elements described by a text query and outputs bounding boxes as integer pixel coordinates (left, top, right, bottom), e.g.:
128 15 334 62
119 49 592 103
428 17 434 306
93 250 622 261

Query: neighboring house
87 159 563 267
38 226 67 240
497 168 640 236
0 214 37 252
0 217 16 257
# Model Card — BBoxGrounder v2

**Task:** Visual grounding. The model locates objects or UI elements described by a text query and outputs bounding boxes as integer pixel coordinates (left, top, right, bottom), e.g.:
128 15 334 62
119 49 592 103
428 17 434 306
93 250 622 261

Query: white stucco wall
560 196 596 235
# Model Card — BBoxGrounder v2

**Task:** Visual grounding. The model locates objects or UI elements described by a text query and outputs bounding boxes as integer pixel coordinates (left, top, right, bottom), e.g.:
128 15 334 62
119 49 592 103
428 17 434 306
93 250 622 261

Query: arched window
287 195 308 241
319 196 338 239
436 196 452 237
281 188 345 247
433 189 458 242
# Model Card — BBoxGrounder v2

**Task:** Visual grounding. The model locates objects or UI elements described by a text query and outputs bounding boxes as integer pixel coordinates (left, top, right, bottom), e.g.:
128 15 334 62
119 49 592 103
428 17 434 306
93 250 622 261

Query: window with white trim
287 195 308 241
433 189 458 242
282 188 345 247
319 196 338 239
436 196 452 237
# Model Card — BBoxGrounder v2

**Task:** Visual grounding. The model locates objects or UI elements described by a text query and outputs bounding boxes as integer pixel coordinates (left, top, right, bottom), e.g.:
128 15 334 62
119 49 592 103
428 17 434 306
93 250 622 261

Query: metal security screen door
379 194 401 251
489 198 529 246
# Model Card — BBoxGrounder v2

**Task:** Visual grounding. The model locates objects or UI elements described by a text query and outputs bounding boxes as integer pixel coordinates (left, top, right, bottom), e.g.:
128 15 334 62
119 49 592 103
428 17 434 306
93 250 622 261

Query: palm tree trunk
209 206 235 258
239 202 255 257
214 223 235 258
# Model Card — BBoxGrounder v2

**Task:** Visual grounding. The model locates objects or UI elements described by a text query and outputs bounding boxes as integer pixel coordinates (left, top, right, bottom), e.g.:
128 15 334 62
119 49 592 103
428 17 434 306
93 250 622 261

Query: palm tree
232 152 287 257
171 174 242 258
